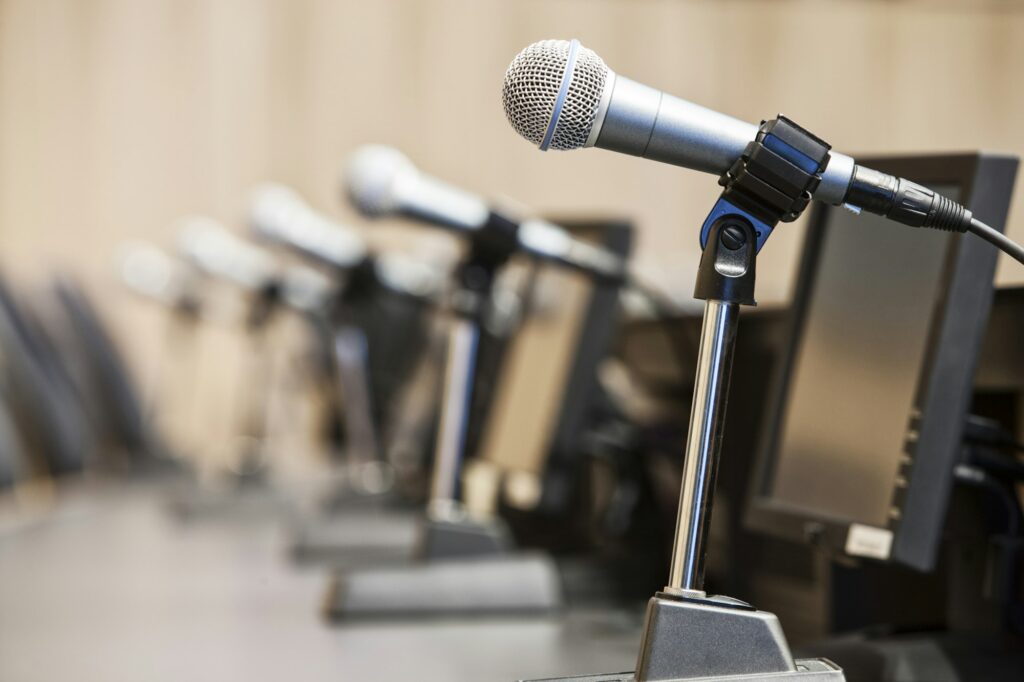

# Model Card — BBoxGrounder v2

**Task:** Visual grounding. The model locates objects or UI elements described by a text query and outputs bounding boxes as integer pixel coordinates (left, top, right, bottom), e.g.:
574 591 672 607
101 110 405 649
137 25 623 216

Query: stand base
636 593 798 679
288 507 419 566
520 659 843 682
323 552 563 620
418 514 512 559
521 593 844 681
290 509 510 566
164 475 285 523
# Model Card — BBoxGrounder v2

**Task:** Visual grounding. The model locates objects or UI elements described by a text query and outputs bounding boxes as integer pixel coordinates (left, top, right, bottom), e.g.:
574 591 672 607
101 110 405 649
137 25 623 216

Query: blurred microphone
177 216 332 313
177 217 278 292
248 184 368 270
249 182 446 301
118 241 197 311
345 145 627 280
502 39 974 234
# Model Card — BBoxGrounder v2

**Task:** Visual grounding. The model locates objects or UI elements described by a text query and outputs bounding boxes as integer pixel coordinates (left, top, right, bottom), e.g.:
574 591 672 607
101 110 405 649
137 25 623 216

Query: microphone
345 145 627 280
251 182 446 299
248 183 368 270
178 216 334 317
502 39 975 236
177 217 279 292
118 241 197 311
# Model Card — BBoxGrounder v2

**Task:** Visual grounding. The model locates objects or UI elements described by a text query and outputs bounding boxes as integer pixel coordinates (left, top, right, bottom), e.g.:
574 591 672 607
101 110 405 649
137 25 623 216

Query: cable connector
844 165 973 233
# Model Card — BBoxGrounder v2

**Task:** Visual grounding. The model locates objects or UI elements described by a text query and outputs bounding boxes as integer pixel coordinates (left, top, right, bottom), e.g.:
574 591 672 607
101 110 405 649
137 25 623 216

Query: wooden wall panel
0 0 1020 461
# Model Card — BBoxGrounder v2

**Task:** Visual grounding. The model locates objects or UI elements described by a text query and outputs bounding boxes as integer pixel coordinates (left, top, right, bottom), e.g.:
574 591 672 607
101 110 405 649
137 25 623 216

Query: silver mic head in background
344 145 489 231
176 216 277 292
118 241 194 309
347 143 626 281
502 39 612 151
345 145 418 218
248 183 367 270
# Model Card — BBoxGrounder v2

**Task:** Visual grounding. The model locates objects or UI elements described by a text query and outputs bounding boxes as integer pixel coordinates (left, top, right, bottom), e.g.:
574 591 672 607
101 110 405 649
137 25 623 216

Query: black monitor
746 153 1018 572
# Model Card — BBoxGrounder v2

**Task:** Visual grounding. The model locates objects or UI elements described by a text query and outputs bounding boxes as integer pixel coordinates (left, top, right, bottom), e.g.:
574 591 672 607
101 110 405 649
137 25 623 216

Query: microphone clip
700 115 831 254
449 212 520 321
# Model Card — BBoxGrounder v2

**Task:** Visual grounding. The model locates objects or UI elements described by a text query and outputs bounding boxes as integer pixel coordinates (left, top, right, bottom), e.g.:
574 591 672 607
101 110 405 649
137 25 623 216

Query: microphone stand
287 258 431 564
324 215 563 619
324 261 390 499
525 118 845 680
166 280 286 521
418 222 517 557
627 221 842 682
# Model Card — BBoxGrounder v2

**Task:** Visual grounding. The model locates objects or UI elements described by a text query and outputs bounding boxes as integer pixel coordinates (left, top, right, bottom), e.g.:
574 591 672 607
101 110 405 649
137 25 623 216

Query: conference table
0 483 641 681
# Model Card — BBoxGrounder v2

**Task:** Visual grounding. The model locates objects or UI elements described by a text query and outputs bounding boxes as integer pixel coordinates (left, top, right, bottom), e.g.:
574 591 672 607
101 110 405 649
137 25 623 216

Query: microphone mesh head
249 183 302 239
345 145 417 218
502 39 609 150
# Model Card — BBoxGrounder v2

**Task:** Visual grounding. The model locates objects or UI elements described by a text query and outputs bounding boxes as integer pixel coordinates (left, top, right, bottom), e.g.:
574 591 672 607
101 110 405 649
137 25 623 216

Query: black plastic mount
723 116 832 225
699 115 832 257
695 116 832 306
693 218 758 306
450 211 520 321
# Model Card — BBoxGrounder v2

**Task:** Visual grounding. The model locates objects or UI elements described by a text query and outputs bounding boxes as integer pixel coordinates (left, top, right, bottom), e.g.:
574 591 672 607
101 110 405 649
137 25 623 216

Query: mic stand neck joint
450 211 520 322
700 115 832 255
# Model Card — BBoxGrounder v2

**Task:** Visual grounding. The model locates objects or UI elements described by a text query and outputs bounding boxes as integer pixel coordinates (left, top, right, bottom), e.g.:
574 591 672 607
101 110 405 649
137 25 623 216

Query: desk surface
0 485 641 682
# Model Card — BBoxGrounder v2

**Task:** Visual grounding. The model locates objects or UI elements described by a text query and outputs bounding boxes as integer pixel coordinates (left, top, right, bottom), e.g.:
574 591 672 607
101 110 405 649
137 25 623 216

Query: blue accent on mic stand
700 199 774 254
762 134 820 174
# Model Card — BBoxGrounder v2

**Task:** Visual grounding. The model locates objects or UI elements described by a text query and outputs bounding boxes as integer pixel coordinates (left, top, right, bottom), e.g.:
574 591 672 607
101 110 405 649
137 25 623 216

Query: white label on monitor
845 524 893 560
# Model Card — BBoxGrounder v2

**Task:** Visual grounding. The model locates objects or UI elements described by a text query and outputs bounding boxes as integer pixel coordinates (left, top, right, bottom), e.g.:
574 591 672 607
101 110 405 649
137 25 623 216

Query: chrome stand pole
428 316 479 518
665 299 740 595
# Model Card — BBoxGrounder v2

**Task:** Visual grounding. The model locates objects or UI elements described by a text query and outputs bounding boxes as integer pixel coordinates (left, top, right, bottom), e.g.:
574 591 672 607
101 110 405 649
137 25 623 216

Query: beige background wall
0 0 1022 390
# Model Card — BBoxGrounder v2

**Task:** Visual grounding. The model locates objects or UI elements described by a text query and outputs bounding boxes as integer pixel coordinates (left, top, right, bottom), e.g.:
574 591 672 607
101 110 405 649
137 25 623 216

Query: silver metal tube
593 73 855 206
333 326 380 471
667 299 740 594
428 317 479 514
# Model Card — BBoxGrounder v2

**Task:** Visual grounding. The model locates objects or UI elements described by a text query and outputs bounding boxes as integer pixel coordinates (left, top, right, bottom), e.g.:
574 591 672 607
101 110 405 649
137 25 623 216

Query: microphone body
119 242 199 312
591 73 854 206
249 184 367 271
179 217 335 321
178 217 278 292
345 146 627 281
502 40 973 234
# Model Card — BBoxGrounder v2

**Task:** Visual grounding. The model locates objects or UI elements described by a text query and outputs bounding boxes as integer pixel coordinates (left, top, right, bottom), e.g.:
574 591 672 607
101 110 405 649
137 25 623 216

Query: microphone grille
345 145 416 218
502 39 609 151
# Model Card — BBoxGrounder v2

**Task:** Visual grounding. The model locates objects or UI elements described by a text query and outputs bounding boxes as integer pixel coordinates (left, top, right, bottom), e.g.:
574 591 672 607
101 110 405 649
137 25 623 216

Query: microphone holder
287 260 418 564
165 282 287 521
524 118 844 680
420 219 518 556
324 262 390 497
324 215 562 620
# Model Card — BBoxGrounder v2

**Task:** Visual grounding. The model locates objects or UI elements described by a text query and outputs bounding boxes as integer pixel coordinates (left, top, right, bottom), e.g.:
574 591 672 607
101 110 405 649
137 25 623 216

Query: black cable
845 168 1024 265
955 464 1022 537
969 217 1024 266
965 435 1024 456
